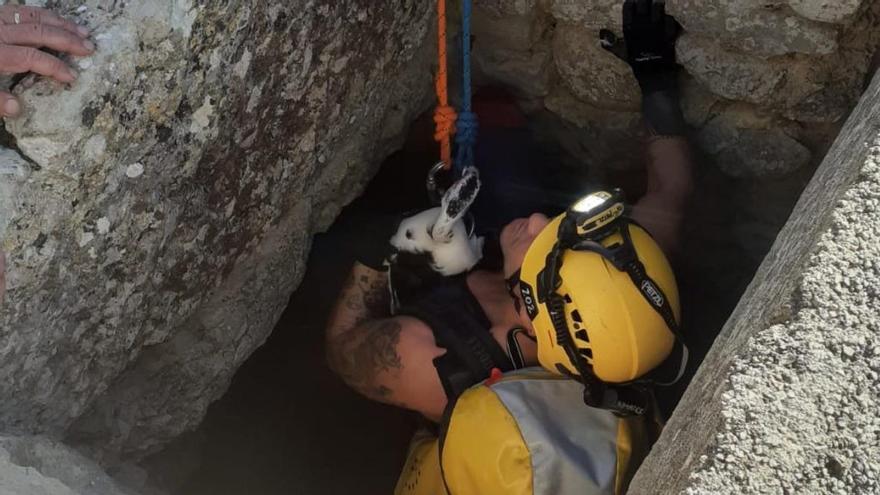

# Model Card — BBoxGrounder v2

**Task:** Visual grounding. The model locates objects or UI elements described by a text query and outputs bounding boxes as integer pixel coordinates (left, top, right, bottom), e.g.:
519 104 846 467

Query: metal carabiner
426 161 448 206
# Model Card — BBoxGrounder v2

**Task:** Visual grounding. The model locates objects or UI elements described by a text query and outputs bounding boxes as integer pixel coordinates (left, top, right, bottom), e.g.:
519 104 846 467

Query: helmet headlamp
563 189 626 242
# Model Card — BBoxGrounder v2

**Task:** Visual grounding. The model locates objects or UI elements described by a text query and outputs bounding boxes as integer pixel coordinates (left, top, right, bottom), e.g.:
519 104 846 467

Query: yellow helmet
509 190 686 415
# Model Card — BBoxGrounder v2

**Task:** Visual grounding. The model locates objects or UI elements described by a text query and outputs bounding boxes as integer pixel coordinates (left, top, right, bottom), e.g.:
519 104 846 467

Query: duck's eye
405 229 414 240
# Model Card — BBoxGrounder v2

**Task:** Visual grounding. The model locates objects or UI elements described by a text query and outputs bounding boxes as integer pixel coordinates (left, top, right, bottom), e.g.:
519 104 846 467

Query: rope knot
433 105 458 142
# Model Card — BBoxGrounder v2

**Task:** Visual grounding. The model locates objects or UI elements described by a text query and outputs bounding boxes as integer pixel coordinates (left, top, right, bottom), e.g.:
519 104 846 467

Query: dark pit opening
142 86 827 495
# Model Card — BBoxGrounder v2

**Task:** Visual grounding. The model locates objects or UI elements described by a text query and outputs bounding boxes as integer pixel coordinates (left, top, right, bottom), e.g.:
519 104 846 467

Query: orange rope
434 0 456 170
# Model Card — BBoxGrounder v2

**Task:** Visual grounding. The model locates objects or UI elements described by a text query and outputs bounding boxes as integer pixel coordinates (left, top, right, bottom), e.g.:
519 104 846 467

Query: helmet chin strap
505 327 535 370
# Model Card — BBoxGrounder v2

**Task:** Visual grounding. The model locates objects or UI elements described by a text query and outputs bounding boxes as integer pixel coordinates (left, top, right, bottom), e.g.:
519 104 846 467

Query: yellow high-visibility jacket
395 368 659 495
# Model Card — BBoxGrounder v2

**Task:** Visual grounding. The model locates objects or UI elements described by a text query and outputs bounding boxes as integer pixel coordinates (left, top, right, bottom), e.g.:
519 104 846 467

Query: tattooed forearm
327 317 404 404
326 262 405 405
327 262 390 336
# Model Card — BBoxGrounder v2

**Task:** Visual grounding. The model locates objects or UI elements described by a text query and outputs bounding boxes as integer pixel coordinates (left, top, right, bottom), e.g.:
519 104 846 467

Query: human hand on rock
0 5 94 118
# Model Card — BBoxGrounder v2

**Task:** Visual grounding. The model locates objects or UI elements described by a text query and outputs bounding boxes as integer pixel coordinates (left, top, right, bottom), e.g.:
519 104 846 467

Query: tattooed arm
326 262 448 419
325 261 390 335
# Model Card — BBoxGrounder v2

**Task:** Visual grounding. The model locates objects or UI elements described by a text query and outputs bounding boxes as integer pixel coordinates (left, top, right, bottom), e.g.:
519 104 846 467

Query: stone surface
542 88 643 174
548 0 622 31
472 2 554 99
676 35 802 106
788 0 864 24
696 107 812 178
0 436 131 495
552 24 640 111
0 0 433 464
470 1 553 99
0 148 30 242
468 0 880 176
667 0 839 57
476 0 538 19
676 33 865 124
474 47 555 100
679 75 724 128
685 134 880 495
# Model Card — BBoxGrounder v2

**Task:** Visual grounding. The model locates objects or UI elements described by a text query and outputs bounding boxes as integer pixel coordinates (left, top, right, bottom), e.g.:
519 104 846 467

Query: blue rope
454 0 477 175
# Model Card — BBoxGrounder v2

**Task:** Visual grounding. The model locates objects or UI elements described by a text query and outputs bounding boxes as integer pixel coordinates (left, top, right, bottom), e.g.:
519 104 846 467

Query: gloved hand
600 0 685 136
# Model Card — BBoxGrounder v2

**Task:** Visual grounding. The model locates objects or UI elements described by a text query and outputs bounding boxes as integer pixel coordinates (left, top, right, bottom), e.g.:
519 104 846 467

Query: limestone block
472 2 554 98
474 47 554 98
0 436 130 495
696 107 812 178
680 76 724 128
473 5 542 52
667 0 839 56
545 88 641 134
477 0 538 17
676 34 852 123
543 88 643 175
0 0 433 464
677 34 786 103
548 0 622 31
552 24 641 111
788 0 864 24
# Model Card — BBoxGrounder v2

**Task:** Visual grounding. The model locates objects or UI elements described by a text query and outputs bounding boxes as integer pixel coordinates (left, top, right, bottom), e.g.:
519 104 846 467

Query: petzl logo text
641 280 664 307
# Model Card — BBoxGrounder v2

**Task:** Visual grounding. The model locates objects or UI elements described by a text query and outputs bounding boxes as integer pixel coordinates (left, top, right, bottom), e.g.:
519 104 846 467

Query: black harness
392 274 515 401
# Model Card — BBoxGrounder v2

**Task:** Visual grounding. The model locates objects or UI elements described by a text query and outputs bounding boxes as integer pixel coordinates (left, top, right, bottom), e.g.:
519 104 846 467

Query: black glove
600 0 685 136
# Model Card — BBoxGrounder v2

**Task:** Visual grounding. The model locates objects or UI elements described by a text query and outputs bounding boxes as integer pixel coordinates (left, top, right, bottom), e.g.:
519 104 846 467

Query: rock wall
1 0 879 485
0 436 132 495
0 0 433 464
688 135 880 490
471 0 880 178
628 70 880 495
468 0 880 337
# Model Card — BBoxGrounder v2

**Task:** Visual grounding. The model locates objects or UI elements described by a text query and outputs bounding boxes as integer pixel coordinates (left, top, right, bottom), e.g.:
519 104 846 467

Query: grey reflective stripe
491 369 621 495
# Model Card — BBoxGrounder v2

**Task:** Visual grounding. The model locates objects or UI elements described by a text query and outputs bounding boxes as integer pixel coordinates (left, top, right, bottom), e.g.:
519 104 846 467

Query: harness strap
396 278 513 401
506 328 532 370
413 305 513 400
